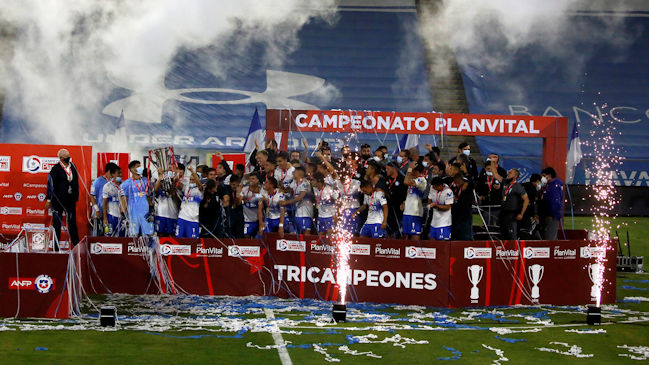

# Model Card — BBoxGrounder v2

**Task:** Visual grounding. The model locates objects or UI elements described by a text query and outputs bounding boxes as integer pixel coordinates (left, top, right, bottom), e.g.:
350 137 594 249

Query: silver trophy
528 264 544 300
588 263 603 301
467 264 483 300
149 146 177 191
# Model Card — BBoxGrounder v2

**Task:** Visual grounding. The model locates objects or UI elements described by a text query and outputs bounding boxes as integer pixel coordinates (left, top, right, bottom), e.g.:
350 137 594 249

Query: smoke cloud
417 0 635 105
0 0 336 149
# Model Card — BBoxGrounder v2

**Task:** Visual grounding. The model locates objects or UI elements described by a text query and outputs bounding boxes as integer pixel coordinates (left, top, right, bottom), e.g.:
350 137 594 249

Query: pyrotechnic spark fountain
329 123 362 321
580 101 624 310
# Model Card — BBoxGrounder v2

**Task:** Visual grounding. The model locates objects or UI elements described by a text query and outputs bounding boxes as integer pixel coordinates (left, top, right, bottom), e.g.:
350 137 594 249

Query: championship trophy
467 264 483 300
588 263 603 300
149 146 178 191
528 264 544 300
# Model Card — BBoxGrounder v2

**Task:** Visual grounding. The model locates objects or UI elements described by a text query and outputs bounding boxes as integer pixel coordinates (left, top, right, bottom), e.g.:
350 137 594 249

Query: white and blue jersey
176 185 202 238
314 185 338 219
102 180 125 236
404 176 427 217
178 185 202 223
338 179 361 234
262 189 284 233
102 181 122 218
364 190 387 224
241 186 263 223
274 166 295 189
91 176 108 217
263 189 284 220
291 179 313 218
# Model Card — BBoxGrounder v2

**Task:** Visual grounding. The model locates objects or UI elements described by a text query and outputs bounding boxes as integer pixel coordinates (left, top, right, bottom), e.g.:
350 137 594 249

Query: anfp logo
34 274 54 294
14 192 22 201
277 240 288 251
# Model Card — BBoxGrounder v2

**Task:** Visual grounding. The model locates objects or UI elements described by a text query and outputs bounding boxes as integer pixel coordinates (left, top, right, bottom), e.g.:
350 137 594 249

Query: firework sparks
580 101 624 307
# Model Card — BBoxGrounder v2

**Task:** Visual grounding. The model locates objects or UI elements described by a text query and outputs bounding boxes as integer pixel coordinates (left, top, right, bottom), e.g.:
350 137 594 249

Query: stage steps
415 0 483 162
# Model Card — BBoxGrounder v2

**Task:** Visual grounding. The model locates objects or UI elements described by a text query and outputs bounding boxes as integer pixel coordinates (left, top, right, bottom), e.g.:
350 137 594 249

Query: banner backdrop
265 234 450 307
0 252 70 318
0 144 93 239
211 153 247 171
449 240 617 307
96 152 130 179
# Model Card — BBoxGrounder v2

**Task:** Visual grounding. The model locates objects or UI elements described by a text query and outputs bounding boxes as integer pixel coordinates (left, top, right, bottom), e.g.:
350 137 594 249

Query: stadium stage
0 234 617 319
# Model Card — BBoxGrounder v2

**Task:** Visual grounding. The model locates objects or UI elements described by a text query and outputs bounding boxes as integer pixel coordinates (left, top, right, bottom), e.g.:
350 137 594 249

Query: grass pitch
1 216 648 364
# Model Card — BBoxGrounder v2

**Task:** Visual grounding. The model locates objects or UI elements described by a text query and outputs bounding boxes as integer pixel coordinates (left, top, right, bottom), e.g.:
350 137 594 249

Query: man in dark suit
45 148 80 250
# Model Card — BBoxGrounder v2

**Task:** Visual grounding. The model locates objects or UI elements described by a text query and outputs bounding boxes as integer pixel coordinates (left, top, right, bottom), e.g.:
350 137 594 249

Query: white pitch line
264 308 293 365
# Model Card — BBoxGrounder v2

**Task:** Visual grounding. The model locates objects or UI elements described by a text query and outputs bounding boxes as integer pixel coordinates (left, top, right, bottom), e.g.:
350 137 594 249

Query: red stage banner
80 237 268 296
0 253 69 318
0 144 93 240
0 236 610 320
96 152 130 179
265 234 450 306
448 240 617 307
275 110 560 137
211 153 247 170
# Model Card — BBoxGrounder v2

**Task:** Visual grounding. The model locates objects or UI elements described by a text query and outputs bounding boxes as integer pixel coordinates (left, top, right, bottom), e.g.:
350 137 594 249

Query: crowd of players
89 140 565 241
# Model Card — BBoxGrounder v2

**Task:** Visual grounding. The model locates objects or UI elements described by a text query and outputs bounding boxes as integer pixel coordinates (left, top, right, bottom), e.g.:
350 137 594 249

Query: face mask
462 150 470 156
135 166 144 175
486 171 493 176
62 157 71 164
361 154 371 160
396 156 403 164
189 183 197 188
422 161 428 167
373 156 381 162
535 183 541 191
115 177 122 183
541 176 548 186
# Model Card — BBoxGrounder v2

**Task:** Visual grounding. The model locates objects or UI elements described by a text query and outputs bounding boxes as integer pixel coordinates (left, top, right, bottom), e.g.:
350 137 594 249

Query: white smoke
417 0 635 105
0 0 337 149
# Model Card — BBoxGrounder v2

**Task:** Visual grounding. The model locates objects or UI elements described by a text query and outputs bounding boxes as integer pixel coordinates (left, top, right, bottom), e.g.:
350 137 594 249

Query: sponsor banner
1 249 71 318
374 244 401 258
22 156 60 174
0 206 22 215
309 241 335 255
228 245 261 257
580 246 607 258
9 275 56 293
0 156 10 171
96 152 130 179
195 245 224 257
276 239 306 252
0 144 93 238
405 246 436 259
276 109 558 137
450 241 617 307
553 245 577 259
91 243 123 255
211 153 246 171
160 243 192 256
524 246 551 259
350 243 371 256
464 247 492 259
495 247 520 260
